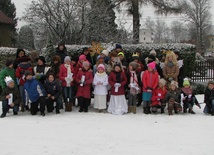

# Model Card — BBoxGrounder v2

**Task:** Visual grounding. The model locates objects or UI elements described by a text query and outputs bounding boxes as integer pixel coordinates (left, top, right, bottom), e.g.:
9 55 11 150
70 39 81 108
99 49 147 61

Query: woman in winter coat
108 64 128 115
49 55 61 81
142 62 159 114
59 56 75 112
13 48 27 70
162 51 179 86
164 81 182 115
151 78 167 114
55 41 68 63
75 61 93 112
15 56 33 111
0 59 17 90
33 56 50 85
93 64 108 112
44 73 62 114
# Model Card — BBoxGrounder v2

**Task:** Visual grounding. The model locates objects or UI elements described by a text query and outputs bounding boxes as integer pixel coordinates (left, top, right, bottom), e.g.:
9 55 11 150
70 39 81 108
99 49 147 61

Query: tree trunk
132 0 139 44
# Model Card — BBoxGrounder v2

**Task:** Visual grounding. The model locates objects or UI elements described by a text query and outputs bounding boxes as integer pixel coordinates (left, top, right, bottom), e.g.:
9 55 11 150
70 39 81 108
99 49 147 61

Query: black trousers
78 97 90 111
31 96 46 115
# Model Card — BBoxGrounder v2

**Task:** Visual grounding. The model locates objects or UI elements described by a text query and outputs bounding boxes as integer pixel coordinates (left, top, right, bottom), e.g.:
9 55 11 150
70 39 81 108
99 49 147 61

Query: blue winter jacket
24 78 46 103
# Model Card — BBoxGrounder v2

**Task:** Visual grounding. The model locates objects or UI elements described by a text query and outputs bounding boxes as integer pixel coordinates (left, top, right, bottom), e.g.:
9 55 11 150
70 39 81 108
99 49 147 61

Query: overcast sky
12 0 214 32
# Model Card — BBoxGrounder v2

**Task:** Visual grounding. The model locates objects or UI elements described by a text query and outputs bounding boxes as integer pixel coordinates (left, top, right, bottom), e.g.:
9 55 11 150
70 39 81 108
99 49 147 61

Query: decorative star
89 41 104 56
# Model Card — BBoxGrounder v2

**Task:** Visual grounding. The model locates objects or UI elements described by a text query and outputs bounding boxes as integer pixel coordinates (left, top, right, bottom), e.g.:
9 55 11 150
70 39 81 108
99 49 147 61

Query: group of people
0 42 213 118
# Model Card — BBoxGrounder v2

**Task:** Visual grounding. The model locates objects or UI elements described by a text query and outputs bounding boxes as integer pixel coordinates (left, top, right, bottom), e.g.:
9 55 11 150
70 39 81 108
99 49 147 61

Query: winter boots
128 106 136 114
65 102 72 112
143 107 151 114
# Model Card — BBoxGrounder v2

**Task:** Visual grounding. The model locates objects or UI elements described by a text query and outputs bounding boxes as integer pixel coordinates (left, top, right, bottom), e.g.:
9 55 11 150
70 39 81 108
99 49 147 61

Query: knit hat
102 50 109 56
116 44 122 49
4 76 14 86
17 56 31 63
97 55 104 60
129 62 139 70
79 54 87 61
170 80 178 88
159 78 166 86
208 80 214 85
64 56 71 62
25 70 33 77
183 78 190 86
5 59 13 67
97 64 105 71
147 62 156 70
82 61 90 67
150 49 156 56
37 56 46 64
118 52 124 57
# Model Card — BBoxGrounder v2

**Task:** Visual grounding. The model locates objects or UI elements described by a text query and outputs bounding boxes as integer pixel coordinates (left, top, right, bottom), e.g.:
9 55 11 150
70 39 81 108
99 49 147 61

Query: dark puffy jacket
44 79 62 98
0 86 21 105
204 88 214 105
164 89 181 103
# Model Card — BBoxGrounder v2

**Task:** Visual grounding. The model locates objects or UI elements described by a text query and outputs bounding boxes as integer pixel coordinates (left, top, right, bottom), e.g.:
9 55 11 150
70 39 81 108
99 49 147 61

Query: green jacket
0 86 21 105
0 67 17 89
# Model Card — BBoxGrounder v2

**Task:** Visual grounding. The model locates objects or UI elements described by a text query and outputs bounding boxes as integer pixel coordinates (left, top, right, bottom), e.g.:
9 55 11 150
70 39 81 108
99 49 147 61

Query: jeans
203 99 214 114
128 94 137 106
2 100 19 114
63 87 73 103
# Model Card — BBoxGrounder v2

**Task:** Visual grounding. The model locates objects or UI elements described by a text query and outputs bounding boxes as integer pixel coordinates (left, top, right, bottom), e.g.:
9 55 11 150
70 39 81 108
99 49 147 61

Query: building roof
0 11 14 24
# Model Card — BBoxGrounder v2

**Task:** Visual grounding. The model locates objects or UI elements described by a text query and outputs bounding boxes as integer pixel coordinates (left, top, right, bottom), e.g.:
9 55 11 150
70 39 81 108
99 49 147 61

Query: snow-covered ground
0 95 213 155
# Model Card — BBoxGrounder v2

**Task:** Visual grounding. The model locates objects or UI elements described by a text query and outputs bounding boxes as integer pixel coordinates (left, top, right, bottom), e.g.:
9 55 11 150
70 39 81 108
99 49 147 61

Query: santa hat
79 55 86 61
170 80 178 88
97 64 105 70
183 78 190 86
147 62 156 70
101 50 109 56
159 78 166 86
4 76 14 86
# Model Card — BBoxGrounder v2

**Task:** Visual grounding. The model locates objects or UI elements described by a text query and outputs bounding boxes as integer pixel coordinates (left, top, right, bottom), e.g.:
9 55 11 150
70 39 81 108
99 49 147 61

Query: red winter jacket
108 71 127 95
142 70 159 92
151 87 167 106
15 65 33 86
59 63 75 87
75 69 93 98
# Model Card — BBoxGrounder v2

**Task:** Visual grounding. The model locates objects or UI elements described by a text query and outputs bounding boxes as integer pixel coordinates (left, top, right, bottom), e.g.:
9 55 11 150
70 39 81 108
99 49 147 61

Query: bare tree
153 19 169 43
170 21 189 43
181 0 212 53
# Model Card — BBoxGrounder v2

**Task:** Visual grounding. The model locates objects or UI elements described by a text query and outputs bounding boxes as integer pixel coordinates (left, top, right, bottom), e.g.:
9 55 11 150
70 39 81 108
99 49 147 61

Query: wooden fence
191 60 214 82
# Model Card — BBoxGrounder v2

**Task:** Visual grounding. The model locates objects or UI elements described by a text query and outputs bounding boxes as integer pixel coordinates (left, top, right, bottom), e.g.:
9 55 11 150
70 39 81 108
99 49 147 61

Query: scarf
64 64 72 86
181 87 192 95
130 71 139 95
96 72 106 77
115 71 121 83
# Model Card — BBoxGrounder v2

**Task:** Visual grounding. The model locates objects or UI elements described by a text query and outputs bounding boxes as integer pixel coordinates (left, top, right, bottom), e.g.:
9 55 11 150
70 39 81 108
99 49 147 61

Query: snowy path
0 95 213 155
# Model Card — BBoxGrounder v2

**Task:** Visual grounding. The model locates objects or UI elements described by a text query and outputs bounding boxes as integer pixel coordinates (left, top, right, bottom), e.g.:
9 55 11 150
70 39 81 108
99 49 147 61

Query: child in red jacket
142 62 159 114
75 61 93 112
151 78 167 113
59 56 75 112
108 64 128 115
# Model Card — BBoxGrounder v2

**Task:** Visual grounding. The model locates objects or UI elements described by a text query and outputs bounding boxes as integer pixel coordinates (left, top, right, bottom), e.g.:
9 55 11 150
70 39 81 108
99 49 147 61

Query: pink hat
97 64 105 70
147 62 156 70
79 55 86 61
82 61 90 67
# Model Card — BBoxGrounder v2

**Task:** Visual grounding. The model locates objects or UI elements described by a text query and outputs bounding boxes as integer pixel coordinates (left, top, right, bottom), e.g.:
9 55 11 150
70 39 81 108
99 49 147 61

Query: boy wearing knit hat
181 78 201 114
203 81 214 115
151 78 167 113
0 76 21 118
